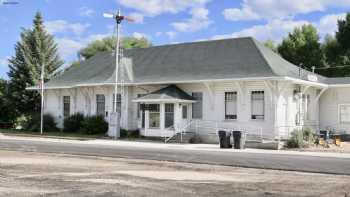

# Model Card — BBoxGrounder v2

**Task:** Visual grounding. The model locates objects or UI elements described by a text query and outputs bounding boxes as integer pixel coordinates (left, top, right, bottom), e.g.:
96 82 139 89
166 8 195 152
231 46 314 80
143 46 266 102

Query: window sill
224 119 237 122
250 119 265 122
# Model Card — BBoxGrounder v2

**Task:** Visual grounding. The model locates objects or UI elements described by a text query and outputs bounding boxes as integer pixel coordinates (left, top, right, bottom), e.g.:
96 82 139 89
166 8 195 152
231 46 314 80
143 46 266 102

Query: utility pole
103 9 133 139
40 60 45 135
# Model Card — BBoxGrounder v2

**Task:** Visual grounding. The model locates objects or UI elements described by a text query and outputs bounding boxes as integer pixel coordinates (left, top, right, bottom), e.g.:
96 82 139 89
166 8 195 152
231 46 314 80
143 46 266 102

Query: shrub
23 113 59 132
120 129 140 138
80 115 108 135
302 127 315 144
286 129 303 148
286 128 316 148
63 113 85 133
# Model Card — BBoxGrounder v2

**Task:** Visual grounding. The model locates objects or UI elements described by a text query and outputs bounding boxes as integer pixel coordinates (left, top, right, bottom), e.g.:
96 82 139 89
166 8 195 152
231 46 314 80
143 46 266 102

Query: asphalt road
1 138 350 175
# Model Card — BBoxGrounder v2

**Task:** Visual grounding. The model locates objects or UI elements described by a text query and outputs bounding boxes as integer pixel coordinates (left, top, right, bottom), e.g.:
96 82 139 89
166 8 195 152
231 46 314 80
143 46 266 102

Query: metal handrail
164 120 194 143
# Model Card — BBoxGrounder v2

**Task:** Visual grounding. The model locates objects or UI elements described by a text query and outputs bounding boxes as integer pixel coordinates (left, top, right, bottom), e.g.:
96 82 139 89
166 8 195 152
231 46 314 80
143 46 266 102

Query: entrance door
165 103 174 128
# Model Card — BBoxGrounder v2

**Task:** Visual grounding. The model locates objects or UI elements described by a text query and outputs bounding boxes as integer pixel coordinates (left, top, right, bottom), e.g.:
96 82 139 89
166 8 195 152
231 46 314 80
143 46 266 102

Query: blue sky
0 0 349 79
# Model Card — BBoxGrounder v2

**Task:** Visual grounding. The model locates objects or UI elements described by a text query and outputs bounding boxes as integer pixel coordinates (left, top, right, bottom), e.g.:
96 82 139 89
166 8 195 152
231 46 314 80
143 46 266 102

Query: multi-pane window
63 96 70 118
251 91 264 120
165 104 174 128
148 104 160 128
112 94 122 113
192 92 203 119
339 104 350 123
225 92 237 119
182 105 188 119
96 94 105 116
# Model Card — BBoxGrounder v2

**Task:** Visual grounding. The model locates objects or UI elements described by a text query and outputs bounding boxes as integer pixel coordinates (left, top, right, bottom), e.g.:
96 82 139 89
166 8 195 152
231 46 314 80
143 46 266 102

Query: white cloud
55 33 111 59
223 0 350 21
45 20 90 35
223 6 260 21
118 0 209 16
132 32 148 39
212 19 309 42
165 31 177 39
317 13 346 38
118 0 212 33
172 7 212 32
0 57 9 67
128 12 144 23
155 31 177 39
56 38 84 59
212 12 347 43
79 6 95 17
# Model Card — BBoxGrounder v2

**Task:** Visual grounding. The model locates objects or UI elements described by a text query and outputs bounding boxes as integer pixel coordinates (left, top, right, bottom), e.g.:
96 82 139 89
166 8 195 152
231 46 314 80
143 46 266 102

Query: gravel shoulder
0 150 349 197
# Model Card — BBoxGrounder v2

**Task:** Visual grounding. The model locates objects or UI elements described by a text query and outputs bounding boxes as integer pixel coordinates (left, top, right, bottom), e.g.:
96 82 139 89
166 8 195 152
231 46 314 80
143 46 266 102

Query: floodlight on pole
103 9 134 140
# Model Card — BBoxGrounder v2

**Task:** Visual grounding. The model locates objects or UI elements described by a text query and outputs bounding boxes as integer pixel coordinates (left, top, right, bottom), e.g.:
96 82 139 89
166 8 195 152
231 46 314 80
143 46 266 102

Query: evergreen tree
7 12 63 116
0 78 15 124
278 24 324 71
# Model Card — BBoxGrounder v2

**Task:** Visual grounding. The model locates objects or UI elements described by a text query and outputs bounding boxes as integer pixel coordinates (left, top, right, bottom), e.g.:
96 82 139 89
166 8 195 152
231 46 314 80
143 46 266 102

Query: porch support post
53 89 63 126
264 80 279 138
68 88 77 114
234 81 245 106
203 82 215 110
160 103 165 131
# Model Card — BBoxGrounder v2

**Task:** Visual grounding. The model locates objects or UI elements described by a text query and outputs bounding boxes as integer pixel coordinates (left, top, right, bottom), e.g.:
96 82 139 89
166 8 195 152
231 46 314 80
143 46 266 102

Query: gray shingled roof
326 77 350 85
42 37 347 88
133 85 195 102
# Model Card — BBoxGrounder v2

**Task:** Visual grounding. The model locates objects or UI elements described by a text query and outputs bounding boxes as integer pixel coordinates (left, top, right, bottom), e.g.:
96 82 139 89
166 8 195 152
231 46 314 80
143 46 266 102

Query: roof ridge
125 37 254 52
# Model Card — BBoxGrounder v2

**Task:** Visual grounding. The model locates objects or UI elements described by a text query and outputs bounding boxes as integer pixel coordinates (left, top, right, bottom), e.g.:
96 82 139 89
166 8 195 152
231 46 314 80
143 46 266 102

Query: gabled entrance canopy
133 85 196 103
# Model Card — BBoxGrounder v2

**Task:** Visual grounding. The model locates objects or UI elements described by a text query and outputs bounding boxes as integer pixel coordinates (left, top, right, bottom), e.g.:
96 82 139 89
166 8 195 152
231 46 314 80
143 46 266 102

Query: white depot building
29 37 350 147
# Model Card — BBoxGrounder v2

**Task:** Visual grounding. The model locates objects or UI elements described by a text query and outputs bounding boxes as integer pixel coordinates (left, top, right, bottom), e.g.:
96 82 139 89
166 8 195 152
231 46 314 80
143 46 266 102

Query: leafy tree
7 12 63 116
278 24 324 71
263 39 277 53
79 36 152 60
336 13 350 55
319 13 350 77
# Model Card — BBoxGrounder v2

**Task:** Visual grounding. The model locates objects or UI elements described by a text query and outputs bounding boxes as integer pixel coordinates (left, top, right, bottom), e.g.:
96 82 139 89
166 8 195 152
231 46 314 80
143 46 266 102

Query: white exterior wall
320 87 350 133
44 85 134 130
44 80 321 139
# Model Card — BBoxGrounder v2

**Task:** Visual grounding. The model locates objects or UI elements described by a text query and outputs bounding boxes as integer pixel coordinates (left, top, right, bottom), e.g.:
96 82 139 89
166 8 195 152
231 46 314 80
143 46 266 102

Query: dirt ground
0 150 349 197
290 142 350 153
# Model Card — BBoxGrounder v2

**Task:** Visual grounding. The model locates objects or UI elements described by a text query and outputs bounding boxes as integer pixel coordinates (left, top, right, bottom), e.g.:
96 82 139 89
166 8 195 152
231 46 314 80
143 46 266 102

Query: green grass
0 129 105 139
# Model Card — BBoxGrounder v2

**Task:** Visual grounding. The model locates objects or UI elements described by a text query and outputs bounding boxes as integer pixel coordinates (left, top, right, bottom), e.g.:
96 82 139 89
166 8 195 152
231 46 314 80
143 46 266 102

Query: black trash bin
232 131 244 149
218 130 231 148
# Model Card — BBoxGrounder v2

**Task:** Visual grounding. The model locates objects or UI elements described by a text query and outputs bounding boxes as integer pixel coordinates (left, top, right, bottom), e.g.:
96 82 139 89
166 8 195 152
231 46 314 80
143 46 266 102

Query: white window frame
225 91 237 120
148 104 160 129
96 94 105 116
338 104 350 124
250 90 265 120
63 96 70 118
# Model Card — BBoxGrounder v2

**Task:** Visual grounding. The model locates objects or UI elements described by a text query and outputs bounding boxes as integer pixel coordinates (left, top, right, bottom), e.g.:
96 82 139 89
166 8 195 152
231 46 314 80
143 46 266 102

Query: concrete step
167 132 195 143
